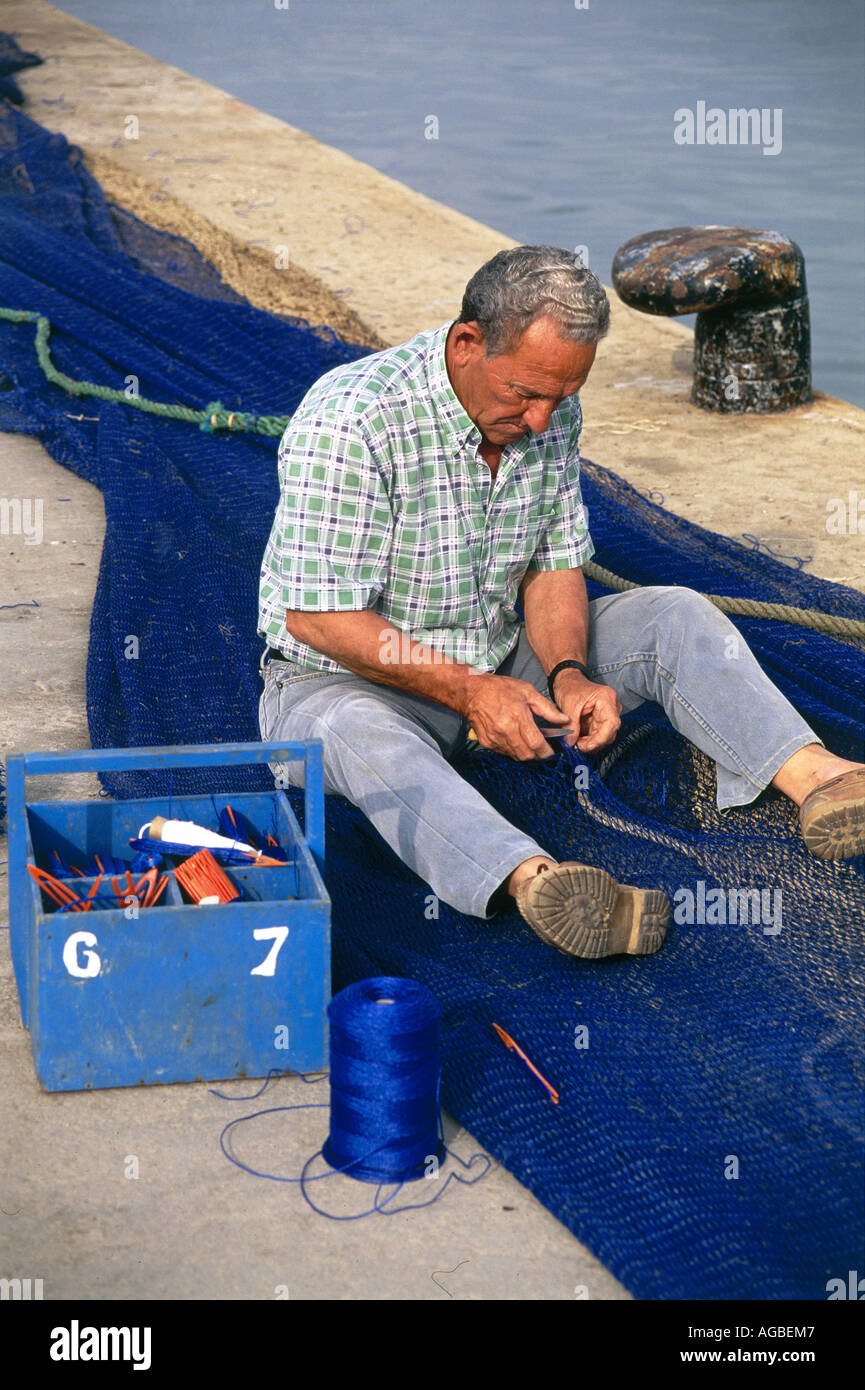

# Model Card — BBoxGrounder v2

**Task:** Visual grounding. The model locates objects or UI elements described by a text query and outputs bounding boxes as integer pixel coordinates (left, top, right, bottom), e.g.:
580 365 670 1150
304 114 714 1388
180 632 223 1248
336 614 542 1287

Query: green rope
3 305 864 642
0 307 291 437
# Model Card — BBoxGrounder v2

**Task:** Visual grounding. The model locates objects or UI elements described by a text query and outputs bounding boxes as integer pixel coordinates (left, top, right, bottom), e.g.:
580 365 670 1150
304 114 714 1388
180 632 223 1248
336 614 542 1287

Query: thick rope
582 562 865 641
3 305 864 641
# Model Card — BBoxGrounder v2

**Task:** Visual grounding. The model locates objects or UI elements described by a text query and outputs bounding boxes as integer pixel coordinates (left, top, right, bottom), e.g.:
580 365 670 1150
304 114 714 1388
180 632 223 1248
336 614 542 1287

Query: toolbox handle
4 740 325 865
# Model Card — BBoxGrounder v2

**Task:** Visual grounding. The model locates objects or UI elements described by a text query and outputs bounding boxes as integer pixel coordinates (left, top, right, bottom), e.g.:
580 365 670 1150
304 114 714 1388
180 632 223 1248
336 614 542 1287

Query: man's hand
519 566 619 752
463 673 571 760
553 670 621 754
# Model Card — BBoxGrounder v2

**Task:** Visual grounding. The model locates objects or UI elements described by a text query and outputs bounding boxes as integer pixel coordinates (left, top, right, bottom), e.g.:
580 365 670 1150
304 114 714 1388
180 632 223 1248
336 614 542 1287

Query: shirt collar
424 322 481 451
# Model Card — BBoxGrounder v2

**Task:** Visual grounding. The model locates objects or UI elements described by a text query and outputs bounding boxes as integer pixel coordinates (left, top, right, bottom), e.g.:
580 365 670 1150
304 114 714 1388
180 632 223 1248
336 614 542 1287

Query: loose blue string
740 532 812 570
209 1067 327 1101
215 1098 490 1221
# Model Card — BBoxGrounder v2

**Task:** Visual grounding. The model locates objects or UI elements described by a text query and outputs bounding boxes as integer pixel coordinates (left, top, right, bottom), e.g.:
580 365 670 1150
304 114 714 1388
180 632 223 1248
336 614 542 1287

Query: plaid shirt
258 322 594 673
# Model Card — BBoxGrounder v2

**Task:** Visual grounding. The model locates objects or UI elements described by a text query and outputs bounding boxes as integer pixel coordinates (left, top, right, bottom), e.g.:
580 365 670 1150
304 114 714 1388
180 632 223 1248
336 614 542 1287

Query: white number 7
250 925 289 977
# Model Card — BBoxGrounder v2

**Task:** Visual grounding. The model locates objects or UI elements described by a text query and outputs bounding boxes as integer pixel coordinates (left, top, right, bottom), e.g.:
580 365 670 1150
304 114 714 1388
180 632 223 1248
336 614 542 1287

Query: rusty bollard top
611 225 811 413
612 226 806 315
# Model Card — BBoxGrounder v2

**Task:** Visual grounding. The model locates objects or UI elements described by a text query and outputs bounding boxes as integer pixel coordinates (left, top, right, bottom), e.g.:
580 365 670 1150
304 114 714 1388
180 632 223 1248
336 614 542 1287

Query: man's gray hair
459 245 610 356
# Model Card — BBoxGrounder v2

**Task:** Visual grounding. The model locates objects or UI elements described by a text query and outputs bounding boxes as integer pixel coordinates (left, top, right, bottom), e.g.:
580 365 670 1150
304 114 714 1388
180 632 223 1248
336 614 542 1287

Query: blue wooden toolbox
5 741 329 1092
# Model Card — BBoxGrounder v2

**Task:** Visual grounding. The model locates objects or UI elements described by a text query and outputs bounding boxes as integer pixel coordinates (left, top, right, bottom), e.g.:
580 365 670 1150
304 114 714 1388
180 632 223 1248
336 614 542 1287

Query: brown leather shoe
799 768 865 860
514 862 669 959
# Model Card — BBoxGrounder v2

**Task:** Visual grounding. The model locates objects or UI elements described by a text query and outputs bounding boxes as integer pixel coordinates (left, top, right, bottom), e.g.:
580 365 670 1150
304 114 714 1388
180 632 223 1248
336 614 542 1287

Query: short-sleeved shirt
257 322 594 673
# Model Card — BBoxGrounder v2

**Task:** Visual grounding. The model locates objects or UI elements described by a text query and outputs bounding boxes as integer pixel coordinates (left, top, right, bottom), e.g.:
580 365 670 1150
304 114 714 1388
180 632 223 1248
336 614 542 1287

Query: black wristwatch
547 659 591 701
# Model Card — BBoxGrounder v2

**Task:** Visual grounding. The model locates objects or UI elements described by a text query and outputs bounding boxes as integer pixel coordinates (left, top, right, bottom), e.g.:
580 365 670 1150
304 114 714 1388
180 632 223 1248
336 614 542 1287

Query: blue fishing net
1 94 862 1299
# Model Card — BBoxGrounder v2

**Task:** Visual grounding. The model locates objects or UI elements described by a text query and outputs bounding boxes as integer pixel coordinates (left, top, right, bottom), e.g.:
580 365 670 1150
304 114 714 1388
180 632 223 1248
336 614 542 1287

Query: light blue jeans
258 586 819 918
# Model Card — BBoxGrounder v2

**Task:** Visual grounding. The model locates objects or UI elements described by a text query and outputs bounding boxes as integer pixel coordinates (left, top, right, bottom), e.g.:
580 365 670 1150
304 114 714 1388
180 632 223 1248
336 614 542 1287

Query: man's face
446 315 598 447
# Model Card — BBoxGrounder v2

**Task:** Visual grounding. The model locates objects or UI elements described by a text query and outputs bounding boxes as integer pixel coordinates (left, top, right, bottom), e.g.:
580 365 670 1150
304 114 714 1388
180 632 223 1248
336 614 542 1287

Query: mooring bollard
611 226 812 413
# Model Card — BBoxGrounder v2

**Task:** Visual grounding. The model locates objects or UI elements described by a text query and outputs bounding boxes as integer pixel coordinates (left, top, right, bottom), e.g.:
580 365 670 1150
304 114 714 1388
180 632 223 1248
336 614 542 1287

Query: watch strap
547 659 591 700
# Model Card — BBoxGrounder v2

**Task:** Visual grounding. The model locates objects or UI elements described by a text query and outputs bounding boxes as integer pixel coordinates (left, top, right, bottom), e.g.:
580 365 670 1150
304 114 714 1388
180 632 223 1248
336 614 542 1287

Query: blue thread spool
322 976 446 1184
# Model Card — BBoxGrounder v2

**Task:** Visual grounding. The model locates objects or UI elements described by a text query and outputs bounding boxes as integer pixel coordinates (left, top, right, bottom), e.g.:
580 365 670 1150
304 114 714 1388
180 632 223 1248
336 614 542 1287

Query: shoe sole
517 864 669 959
801 795 865 860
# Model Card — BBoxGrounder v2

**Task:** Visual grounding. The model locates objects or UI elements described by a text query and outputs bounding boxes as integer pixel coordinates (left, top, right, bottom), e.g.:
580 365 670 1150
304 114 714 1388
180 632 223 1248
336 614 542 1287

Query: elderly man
257 245 864 959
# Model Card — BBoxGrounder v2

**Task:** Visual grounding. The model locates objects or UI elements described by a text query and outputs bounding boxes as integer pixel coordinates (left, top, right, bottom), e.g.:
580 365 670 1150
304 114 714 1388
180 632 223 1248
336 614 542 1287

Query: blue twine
300 1138 490 1221
209 1067 327 1101
740 532 812 570
323 976 446 1183
211 977 491 1219
215 1097 490 1221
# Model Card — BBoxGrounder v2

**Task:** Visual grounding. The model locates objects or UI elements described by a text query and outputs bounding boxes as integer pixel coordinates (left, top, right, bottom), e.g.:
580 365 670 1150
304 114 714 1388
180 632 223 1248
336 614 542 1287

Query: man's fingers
527 691 570 726
511 710 555 760
469 713 552 760
577 701 620 752
578 729 616 753
501 712 557 760
466 680 575 760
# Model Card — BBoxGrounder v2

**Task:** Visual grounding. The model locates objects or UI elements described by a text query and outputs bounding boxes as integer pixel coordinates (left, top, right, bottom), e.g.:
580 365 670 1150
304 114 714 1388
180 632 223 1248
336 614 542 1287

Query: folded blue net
1 93 862 1299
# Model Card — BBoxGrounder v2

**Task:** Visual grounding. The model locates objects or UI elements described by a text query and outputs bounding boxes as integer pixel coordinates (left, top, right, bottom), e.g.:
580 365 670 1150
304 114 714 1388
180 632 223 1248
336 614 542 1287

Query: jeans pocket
259 670 282 741
260 661 341 740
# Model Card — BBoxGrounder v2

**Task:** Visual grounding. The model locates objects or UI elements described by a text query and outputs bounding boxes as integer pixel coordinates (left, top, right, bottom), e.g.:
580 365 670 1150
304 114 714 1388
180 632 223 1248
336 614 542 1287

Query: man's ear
449 320 487 364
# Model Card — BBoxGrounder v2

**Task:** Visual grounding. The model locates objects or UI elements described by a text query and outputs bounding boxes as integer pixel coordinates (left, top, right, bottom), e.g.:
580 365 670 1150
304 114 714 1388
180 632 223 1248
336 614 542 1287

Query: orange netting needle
27 864 87 911
492 1021 559 1104
27 865 101 914
146 874 170 907
231 848 287 867
81 873 104 911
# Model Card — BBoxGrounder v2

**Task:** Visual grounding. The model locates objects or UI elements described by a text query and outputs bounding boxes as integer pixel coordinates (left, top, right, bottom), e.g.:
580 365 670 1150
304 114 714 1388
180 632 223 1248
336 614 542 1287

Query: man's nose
522 400 555 432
